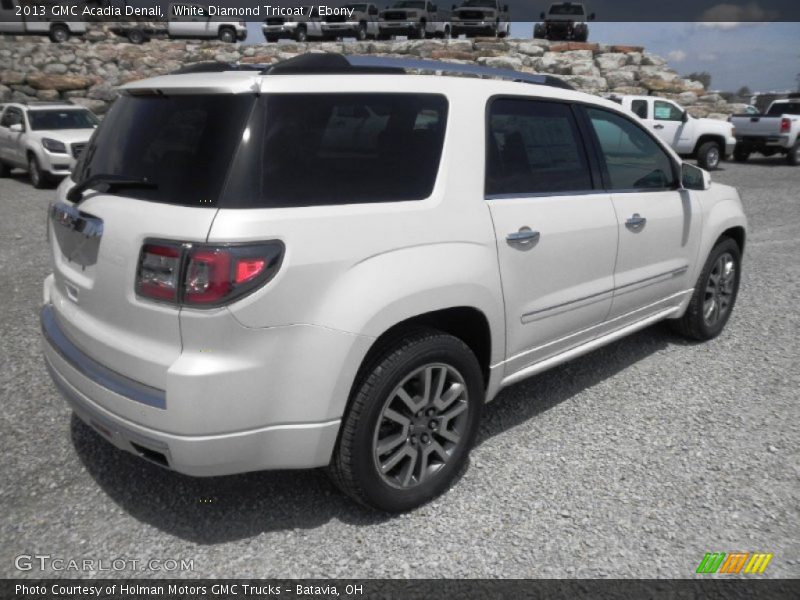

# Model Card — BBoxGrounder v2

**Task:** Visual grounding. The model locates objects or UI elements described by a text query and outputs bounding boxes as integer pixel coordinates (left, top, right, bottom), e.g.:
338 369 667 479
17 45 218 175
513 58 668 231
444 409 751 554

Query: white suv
41 55 747 512
0 102 98 188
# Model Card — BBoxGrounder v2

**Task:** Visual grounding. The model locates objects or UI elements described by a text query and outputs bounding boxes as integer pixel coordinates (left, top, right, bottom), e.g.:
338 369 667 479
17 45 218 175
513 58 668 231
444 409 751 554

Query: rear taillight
136 240 283 308
780 118 791 134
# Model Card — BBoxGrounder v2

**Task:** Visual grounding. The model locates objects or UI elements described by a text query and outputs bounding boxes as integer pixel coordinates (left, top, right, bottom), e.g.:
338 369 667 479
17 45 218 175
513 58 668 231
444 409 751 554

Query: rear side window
630 99 648 119
486 98 593 196
767 102 800 116
586 107 676 190
224 93 448 208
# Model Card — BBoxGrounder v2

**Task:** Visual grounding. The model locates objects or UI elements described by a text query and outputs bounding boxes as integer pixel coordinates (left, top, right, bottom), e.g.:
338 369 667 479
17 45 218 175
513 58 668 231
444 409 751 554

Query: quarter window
486 98 593 196
586 107 676 190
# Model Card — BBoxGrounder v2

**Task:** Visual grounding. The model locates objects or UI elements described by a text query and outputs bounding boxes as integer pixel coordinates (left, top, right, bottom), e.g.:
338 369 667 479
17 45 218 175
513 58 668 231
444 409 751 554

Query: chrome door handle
506 227 540 245
625 214 647 231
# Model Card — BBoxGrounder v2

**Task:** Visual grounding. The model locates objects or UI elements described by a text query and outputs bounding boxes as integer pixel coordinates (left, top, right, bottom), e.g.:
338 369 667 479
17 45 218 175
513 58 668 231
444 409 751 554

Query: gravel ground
0 159 798 579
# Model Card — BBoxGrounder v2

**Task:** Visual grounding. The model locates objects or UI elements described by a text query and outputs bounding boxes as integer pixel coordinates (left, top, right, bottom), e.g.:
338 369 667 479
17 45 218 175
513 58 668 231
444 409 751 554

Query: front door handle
506 227 540 245
625 214 647 231
653 124 664 129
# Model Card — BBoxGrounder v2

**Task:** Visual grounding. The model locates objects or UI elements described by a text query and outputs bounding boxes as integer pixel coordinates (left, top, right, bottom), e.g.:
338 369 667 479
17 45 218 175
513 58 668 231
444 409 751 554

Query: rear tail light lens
780 118 791 134
136 240 283 308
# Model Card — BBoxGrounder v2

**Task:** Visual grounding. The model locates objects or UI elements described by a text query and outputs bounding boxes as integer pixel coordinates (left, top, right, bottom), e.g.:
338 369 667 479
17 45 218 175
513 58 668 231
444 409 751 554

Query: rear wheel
697 141 722 170
733 146 751 162
787 140 800 166
127 29 146 44
294 26 307 42
533 23 546 39
328 329 484 512
414 22 426 39
671 238 741 341
28 154 49 189
356 23 368 41
218 27 236 43
49 24 69 43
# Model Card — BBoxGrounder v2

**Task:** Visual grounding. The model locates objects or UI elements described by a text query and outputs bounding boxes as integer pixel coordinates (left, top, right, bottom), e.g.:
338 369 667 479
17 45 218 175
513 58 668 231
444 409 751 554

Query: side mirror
682 162 711 191
681 111 689 123
589 12 596 20
9 123 23 133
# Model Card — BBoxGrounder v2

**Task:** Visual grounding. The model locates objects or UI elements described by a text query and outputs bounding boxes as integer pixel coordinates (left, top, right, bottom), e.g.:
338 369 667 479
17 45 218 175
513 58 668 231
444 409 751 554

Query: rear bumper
735 134 791 149
40 303 358 476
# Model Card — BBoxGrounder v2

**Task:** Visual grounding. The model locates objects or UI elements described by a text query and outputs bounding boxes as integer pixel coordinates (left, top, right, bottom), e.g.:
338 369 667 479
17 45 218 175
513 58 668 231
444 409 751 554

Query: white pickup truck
729 97 800 165
608 94 736 170
0 0 86 42
451 0 510 38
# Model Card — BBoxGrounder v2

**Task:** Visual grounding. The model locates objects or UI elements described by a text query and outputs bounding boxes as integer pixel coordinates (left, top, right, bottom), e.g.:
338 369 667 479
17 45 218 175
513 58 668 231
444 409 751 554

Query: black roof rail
262 54 574 90
172 61 266 74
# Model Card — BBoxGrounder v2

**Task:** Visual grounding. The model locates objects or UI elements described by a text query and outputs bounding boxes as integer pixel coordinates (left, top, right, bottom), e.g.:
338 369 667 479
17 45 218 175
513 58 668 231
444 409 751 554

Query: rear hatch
48 90 257 390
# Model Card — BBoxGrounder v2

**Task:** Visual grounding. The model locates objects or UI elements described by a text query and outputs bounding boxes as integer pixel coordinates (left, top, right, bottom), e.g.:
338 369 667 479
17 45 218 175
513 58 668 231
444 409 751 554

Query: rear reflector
136 240 283 308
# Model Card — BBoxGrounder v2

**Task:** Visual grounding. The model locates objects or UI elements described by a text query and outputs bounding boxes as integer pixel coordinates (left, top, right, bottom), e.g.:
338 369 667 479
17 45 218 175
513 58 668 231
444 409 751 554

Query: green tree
685 71 712 89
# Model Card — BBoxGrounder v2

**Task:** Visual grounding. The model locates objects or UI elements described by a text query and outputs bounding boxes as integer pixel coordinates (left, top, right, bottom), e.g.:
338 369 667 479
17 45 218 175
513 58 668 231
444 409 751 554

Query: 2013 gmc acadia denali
41 55 747 512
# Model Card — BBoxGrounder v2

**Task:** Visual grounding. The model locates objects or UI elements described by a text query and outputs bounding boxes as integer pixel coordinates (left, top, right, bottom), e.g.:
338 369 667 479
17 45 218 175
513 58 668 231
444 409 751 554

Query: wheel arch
693 134 726 157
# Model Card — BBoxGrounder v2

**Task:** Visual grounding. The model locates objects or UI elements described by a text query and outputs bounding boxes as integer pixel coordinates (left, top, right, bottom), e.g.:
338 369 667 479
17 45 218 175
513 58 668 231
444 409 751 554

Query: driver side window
586 107 676 191
654 100 684 121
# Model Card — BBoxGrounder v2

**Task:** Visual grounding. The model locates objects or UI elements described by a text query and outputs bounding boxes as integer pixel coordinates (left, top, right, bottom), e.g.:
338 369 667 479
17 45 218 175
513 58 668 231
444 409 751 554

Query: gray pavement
0 159 798 579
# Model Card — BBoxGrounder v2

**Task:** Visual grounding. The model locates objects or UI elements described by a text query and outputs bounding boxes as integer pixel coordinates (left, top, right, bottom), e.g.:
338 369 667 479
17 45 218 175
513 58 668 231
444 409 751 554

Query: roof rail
262 53 574 90
172 61 266 74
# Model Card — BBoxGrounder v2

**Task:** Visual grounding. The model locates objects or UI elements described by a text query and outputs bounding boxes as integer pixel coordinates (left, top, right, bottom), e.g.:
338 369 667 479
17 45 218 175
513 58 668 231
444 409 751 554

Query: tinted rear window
767 102 800 116
75 94 255 206
223 93 448 208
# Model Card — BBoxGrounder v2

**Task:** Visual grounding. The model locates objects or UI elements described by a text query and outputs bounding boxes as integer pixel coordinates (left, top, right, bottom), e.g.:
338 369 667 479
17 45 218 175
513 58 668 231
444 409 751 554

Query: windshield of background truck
549 4 585 16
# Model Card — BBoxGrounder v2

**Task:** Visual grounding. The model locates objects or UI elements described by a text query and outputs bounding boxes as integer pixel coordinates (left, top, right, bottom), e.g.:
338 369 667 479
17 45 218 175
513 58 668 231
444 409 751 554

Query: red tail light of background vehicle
136 240 284 308
780 118 791 134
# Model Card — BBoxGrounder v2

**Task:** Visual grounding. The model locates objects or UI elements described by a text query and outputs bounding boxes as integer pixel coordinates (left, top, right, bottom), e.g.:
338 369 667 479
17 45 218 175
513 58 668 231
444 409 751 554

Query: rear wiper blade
67 174 157 204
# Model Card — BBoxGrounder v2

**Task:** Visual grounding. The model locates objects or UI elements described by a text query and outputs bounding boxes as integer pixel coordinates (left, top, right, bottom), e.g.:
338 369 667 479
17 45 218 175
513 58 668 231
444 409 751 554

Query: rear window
223 93 448 208
75 92 447 208
767 102 800 116
75 94 256 206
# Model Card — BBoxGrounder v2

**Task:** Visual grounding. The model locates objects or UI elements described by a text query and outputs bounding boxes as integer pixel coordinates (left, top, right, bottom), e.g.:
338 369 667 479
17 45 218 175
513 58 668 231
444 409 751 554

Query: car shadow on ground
72 322 683 544
732 157 793 167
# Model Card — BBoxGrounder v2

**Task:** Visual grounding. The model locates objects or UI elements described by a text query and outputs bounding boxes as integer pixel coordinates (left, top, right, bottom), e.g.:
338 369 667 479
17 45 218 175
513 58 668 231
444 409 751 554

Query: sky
244 21 800 93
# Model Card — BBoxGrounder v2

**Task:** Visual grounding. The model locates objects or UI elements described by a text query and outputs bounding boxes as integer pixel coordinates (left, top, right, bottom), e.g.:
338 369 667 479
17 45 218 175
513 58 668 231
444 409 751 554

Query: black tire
670 237 741 341
0 161 8 178
533 24 545 39
28 154 49 189
218 27 236 43
49 24 69 43
328 329 484 512
265 35 279 43
696 141 722 170
127 29 146 44
294 26 307 42
733 146 751 162
414 22 426 39
786 140 800 166
377 32 390 40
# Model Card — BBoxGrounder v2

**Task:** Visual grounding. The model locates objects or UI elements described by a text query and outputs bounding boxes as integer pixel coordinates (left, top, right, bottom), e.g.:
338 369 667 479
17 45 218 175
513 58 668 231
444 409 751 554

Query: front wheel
49 24 69 43
127 29 146 44
294 26 307 42
356 23 368 41
671 238 741 341
28 155 49 189
697 141 722 170
786 140 800 166
218 27 236 43
328 329 484 512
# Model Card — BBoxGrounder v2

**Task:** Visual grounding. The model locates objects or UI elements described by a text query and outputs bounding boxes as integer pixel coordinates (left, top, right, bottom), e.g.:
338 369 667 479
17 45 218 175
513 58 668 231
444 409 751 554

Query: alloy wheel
703 252 736 326
372 363 469 489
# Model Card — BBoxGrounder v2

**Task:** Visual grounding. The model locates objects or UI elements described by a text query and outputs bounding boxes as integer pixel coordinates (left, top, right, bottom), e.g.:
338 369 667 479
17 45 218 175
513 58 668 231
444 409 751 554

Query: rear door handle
625 214 647 231
506 227 540 245
653 124 664 130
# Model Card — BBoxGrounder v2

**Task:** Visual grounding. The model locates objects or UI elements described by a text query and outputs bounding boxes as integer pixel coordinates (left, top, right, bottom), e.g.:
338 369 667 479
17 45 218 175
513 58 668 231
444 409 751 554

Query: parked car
534 2 594 41
378 1 451 40
41 54 747 512
321 3 381 41
607 94 736 170
0 0 86 42
111 3 247 44
729 96 800 165
0 102 98 188
262 6 326 42
451 0 510 38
